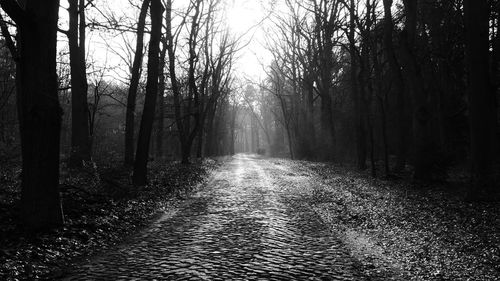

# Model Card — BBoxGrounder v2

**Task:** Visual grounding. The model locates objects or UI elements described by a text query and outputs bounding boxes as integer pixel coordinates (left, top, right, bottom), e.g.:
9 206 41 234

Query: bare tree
60 0 92 168
0 0 64 230
382 0 407 171
132 0 163 186
464 0 498 199
124 0 150 167
165 0 236 163
155 39 167 159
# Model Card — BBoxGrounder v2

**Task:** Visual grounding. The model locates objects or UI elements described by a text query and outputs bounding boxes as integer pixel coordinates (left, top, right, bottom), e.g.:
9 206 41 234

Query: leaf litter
274 159 500 281
0 157 221 280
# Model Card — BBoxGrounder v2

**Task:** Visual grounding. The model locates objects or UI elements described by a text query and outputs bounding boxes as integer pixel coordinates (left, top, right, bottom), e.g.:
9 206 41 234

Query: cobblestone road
63 154 366 280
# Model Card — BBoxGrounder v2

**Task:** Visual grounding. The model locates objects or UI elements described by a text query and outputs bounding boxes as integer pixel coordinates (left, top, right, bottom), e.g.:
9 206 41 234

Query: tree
0 0 64 229
165 0 233 163
132 0 163 186
165 0 196 164
155 40 167 159
464 0 498 199
124 0 150 167
382 0 407 172
264 2 319 159
0 38 16 147
312 0 341 159
344 0 367 170
399 0 436 180
64 0 92 168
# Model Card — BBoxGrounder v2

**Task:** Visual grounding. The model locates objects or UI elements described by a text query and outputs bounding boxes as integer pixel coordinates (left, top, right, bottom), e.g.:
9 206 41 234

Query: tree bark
229 104 237 155
132 0 163 186
124 0 150 167
382 0 407 171
313 0 337 160
400 0 435 181
68 0 91 168
204 101 217 157
0 0 64 230
156 42 167 159
464 0 498 199
300 71 316 159
348 0 367 170
319 92 335 157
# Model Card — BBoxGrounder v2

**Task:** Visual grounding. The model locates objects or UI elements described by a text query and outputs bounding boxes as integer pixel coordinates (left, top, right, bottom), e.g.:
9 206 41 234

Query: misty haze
0 0 499 280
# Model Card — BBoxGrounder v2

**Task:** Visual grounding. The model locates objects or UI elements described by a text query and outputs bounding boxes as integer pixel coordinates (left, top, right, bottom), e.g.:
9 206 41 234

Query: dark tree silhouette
399 0 435 180
382 0 407 172
132 0 163 186
65 0 91 168
464 0 498 199
0 0 64 230
124 0 150 167
155 41 167 159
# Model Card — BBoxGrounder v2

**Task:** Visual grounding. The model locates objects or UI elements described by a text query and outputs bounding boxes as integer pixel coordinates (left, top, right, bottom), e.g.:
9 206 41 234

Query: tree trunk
180 139 193 164
196 123 203 158
156 43 167 159
348 0 367 170
378 95 390 176
464 0 498 199
68 0 91 168
382 0 407 171
285 121 294 160
369 119 376 177
165 0 203 164
212 107 223 155
371 19 390 177
319 92 335 157
0 0 65 230
230 106 236 155
305 78 316 157
124 0 150 167
132 0 163 186
399 0 433 180
204 100 218 157
205 112 214 157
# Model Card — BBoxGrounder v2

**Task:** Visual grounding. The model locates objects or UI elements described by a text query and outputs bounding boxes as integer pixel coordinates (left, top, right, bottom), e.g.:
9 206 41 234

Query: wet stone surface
62 155 365 280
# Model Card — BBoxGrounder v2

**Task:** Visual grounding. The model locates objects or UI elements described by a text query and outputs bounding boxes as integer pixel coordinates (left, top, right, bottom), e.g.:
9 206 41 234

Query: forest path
63 154 367 280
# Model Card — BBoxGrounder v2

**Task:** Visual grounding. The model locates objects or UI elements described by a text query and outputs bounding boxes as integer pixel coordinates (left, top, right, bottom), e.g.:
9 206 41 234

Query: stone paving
62 154 366 280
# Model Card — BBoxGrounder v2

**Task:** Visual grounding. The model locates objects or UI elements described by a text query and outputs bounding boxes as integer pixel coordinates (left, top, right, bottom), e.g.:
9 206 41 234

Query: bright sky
55 0 277 84
225 0 273 80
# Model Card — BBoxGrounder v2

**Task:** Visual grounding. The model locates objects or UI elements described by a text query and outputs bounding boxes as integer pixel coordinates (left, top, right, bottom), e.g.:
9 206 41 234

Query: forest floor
0 156 222 280
281 158 500 280
1 154 499 280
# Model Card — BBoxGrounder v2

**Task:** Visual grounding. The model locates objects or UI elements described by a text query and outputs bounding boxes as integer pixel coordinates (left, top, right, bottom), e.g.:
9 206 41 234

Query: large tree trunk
132 0 163 186
204 101 218 157
229 105 237 155
464 0 498 199
180 138 194 163
68 0 91 168
299 74 316 159
382 0 407 171
348 0 367 170
196 125 203 158
0 0 64 230
165 0 186 163
319 92 335 157
400 0 435 181
155 43 167 159
124 0 150 167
